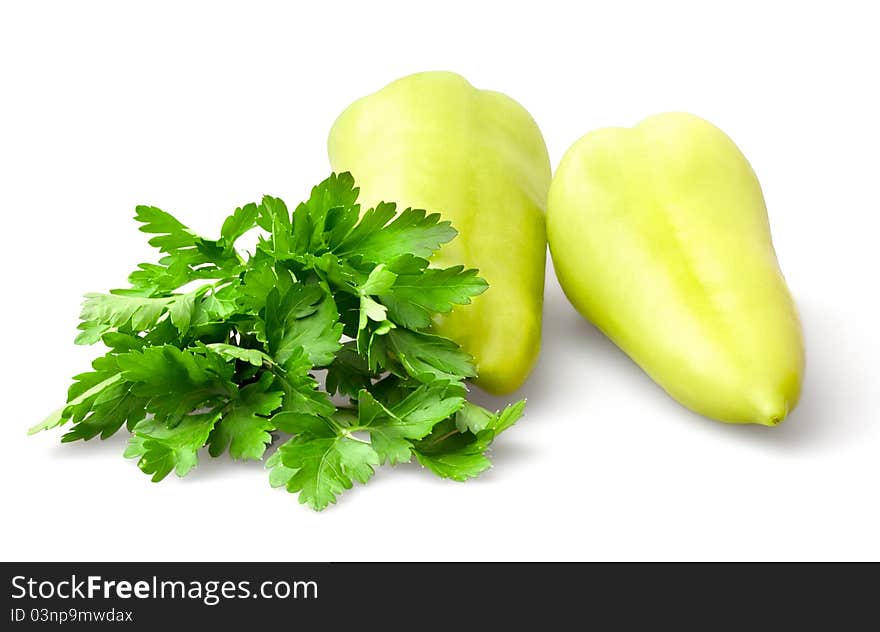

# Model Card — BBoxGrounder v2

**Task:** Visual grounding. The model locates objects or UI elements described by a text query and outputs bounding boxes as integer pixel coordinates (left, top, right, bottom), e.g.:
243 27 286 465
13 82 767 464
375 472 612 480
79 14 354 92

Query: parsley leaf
260 286 343 373
384 328 476 383
380 265 488 329
117 345 235 425
358 383 465 465
220 203 260 246
291 171 360 254
125 412 221 481
414 400 526 481
61 382 146 443
29 371 124 435
337 205 457 262
268 436 379 510
134 205 199 253
208 375 283 461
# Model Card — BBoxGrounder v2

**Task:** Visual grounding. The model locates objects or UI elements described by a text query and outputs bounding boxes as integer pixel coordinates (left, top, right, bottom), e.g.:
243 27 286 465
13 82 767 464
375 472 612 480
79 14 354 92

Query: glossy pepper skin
547 113 804 425
328 71 551 395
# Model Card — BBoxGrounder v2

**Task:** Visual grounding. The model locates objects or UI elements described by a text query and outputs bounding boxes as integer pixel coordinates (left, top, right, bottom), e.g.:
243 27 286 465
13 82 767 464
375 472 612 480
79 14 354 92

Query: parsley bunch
31 173 524 510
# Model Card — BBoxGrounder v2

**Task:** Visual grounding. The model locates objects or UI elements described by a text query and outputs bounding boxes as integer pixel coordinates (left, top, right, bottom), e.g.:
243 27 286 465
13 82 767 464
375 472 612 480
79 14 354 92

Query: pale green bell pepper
329 71 551 394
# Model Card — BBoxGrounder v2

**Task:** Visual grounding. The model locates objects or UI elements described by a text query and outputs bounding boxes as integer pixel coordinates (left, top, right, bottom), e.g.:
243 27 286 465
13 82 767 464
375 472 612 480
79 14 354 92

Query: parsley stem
428 428 460 446
340 430 370 444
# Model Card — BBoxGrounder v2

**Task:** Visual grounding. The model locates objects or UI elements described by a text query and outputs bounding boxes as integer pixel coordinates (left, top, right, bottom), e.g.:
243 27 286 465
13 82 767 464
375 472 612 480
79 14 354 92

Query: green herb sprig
30 173 524 510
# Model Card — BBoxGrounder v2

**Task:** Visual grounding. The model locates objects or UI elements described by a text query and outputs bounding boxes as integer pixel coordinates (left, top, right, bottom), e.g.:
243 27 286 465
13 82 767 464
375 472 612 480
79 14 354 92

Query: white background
1 1 878 561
